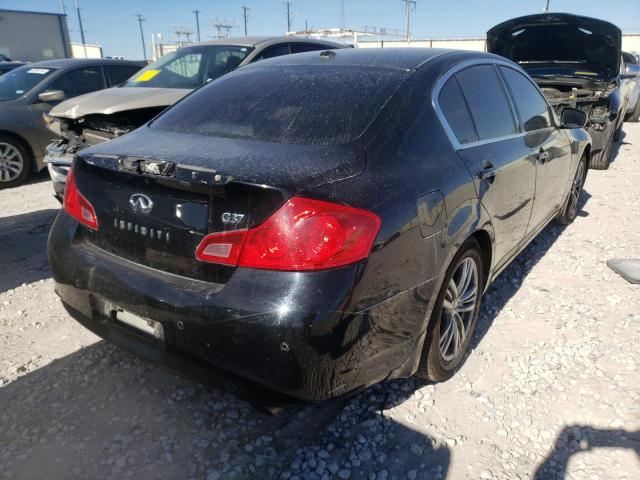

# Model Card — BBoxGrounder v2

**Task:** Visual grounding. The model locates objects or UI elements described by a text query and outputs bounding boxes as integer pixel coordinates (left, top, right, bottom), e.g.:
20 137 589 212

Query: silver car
0 58 145 188
45 36 349 199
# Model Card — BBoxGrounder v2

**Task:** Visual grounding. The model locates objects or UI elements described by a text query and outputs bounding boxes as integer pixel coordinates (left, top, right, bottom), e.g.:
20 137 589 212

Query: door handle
536 150 549 163
477 161 496 181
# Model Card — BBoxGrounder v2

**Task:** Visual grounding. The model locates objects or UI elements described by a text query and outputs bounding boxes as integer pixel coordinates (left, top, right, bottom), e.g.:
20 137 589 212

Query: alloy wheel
0 142 24 183
439 257 479 362
568 160 586 218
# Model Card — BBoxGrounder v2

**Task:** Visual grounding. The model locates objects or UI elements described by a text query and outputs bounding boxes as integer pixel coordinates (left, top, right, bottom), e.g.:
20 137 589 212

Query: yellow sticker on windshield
575 71 598 76
135 69 160 82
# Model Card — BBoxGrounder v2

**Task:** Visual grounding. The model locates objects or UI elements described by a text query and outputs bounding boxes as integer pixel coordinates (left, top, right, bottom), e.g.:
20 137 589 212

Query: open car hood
49 87 191 120
487 13 622 81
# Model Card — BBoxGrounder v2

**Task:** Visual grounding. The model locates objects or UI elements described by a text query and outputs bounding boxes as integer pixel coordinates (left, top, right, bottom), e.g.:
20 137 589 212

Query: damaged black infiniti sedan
48 49 591 401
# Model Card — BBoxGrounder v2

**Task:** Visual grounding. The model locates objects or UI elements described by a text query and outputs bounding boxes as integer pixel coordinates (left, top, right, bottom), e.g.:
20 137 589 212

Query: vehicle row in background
44 36 348 199
622 51 640 122
0 59 145 188
487 13 639 170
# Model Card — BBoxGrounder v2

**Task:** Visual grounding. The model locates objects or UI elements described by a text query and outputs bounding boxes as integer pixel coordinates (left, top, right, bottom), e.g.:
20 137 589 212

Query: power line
193 9 201 41
339 0 345 29
135 14 147 60
242 5 250 36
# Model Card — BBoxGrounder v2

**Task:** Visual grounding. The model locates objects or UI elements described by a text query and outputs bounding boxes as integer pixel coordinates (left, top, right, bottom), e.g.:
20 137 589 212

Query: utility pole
242 5 250 36
543 0 550 12
402 0 416 42
193 9 200 41
60 0 67 15
135 14 147 60
75 0 87 57
283 1 292 32
193 9 201 41
75 0 86 45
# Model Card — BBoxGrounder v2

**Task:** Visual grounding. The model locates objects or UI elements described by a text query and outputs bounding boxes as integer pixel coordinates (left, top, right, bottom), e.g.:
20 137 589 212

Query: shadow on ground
0 341 451 479
533 426 640 479
0 209 58 293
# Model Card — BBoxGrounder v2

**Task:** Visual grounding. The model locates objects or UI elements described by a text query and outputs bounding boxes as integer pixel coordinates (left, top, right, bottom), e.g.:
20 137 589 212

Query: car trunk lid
72 128 365 283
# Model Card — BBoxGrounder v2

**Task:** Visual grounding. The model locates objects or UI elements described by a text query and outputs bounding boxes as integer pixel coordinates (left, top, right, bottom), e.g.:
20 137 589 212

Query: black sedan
48 48 591 401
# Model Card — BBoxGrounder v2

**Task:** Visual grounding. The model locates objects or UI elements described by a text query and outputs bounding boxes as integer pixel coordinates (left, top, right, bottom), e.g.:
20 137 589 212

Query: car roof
242 48 497 71
17 58 146 69
192 36 348 49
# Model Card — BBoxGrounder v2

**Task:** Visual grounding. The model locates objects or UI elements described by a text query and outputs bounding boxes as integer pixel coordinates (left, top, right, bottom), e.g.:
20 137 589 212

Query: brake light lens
64 165 99 230
195 197 380 271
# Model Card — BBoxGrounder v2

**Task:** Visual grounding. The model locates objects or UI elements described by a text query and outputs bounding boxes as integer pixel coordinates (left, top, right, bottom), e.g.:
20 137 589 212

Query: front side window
0 66 56 102
46 66 104 99
455 65 517 141
124 45 253 89
500 67 551 132
438 77 478 145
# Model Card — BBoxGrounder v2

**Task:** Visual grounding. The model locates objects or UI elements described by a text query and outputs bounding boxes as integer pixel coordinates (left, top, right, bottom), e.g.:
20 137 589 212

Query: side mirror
38 90 65 103
560 108 588 129
621 64 640 79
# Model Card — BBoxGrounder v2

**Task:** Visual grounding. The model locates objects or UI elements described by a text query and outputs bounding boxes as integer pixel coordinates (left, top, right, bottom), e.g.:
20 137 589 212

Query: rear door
498 65 572 232
437 62 536 267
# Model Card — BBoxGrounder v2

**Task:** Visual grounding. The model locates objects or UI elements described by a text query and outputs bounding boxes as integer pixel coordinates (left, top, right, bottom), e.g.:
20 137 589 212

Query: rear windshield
151 65 409 145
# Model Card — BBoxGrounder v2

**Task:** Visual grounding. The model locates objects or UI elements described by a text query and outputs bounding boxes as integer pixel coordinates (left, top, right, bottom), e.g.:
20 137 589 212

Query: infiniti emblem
129 193 154 214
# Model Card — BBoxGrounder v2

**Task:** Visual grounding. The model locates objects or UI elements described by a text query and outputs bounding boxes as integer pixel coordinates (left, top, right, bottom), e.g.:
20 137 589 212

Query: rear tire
556 155 587 225
416 239 484 382
0 135 31 189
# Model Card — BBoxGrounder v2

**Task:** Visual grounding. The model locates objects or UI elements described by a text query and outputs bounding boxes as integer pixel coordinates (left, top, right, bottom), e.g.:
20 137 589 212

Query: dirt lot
1 124 639 480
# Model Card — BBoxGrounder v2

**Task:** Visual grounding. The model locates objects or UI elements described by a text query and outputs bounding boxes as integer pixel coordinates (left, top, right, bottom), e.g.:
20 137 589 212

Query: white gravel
1 124 639 480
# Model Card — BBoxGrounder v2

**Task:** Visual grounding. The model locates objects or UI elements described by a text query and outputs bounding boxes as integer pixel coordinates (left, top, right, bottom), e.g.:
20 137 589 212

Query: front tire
556 155 587 225
627 98 640 123
590 133 613 170
416 239 484 382
0 135 31 189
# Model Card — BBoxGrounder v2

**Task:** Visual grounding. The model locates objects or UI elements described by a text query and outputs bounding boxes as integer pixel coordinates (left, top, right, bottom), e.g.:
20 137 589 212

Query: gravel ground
1 124 639 480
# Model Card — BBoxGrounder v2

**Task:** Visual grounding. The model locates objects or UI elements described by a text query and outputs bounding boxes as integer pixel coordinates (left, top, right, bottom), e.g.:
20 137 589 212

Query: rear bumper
49 211 435 401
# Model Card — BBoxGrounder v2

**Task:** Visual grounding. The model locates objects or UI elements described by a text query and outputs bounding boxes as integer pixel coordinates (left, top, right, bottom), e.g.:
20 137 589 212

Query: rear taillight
195 196 380 271
64 165 99 230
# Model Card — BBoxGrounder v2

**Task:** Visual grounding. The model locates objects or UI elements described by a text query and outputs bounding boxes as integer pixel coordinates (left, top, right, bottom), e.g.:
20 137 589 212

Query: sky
1 0 639 59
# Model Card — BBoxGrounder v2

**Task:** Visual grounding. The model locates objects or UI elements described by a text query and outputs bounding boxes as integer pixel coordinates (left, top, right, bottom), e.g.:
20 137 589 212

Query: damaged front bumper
45 141 74 200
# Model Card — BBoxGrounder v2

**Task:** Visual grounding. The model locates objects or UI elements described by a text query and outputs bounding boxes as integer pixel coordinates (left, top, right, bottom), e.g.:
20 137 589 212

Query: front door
449 64 537 266
497 66 573 232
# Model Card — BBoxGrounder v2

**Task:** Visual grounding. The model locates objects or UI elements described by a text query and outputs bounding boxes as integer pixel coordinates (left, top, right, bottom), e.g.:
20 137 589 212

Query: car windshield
0 66 56 101
151 65 409 145
123 45 254 89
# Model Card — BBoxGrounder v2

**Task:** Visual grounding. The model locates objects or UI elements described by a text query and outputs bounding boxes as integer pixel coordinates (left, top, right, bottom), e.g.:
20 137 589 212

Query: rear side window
499 67 551 132
455 65 516 141
253 44 291 62
151 66 409 145
290 43 333 54
438 77 478 145
106 65 141 86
